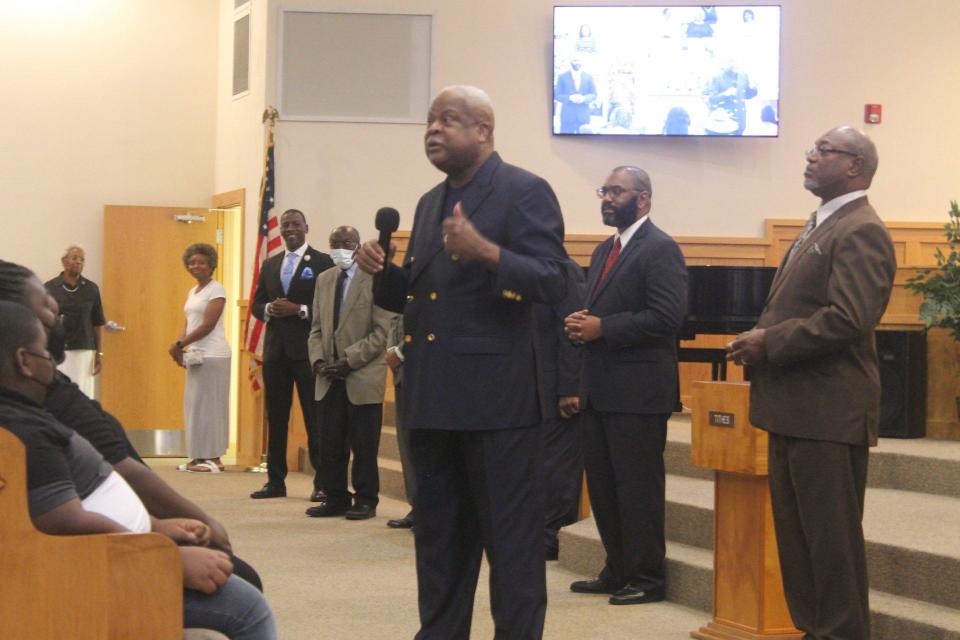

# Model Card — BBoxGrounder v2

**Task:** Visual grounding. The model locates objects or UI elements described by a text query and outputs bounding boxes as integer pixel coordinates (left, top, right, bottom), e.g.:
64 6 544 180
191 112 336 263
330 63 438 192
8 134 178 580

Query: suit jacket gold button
406 294 415 302
429 292 438 301
426 333 436 342
404 334 413 344
451 254 460 261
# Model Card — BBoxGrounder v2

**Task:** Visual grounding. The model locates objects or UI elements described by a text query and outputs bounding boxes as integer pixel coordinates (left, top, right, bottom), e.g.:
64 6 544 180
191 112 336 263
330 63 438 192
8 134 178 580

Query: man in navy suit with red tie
565 166 687 605
250 209 334 500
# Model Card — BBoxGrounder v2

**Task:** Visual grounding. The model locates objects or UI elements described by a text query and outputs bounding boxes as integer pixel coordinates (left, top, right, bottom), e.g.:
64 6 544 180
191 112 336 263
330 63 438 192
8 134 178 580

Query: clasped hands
153 516 212 546
268 298 301 317
152 517 234 594
725 328 767 366
313 358 351 380
564 309 602 344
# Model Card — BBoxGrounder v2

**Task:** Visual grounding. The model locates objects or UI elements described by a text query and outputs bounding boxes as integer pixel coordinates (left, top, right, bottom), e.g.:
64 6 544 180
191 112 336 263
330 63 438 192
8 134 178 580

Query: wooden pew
0 427 183 639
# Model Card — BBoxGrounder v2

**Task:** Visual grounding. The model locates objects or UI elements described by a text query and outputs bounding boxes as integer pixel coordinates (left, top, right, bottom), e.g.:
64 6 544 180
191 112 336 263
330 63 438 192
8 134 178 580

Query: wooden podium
690 381 802 640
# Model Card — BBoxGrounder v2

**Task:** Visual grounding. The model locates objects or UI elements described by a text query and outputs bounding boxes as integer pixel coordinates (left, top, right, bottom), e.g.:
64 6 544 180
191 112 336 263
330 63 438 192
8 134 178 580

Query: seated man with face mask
306 226 396 520
0 260 262 590
0 300 277 640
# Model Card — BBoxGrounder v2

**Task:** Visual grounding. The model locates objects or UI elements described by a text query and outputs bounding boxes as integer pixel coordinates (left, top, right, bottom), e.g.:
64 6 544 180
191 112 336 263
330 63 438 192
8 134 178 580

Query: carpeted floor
152 459 706 639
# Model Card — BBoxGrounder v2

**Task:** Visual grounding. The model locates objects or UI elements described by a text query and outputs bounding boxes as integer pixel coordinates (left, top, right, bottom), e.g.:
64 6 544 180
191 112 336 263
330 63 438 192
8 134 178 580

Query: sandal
186 460 223 473
177 459 201 471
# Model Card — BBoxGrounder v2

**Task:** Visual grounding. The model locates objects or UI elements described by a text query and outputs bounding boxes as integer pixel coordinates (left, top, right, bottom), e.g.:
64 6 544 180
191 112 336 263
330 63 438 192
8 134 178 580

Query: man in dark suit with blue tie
356 85 568 640
565 166 687 605
250 209 334 500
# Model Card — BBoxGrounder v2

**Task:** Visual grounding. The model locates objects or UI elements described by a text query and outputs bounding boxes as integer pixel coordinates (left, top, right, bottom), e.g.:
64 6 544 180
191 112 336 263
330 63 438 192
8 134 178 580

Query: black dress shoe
345 504 376 520
250 484 286 499
309 490 327 503
305 503 348 517
570 578 624 595
386 513 414 529
608 584 666 605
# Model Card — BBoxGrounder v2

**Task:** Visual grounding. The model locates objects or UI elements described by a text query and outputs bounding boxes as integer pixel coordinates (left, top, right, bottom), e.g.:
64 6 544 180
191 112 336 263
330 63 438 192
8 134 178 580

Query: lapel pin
301 267 314 279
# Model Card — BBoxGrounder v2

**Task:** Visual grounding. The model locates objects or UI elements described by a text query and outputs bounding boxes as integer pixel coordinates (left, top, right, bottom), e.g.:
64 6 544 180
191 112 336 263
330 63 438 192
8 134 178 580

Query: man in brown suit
727 126 896 640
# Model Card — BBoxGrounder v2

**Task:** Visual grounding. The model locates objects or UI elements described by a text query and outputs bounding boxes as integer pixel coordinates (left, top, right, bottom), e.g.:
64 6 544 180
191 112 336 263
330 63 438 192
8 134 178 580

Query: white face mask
330 248 356 270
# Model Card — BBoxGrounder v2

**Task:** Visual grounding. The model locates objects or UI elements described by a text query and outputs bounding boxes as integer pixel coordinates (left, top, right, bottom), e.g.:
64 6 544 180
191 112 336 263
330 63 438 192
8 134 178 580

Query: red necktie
596 237 621 288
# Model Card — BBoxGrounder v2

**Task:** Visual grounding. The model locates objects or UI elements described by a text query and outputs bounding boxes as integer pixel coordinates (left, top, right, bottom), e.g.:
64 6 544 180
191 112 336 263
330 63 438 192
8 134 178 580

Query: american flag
243 124 282 391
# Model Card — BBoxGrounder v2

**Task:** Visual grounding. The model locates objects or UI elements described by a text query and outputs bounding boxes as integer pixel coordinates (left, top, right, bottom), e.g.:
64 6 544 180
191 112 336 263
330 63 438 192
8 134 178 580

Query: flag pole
245 106 280 473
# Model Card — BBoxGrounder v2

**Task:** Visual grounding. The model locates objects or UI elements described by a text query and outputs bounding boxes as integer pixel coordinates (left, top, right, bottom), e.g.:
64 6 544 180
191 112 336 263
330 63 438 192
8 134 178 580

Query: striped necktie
785 213 817 265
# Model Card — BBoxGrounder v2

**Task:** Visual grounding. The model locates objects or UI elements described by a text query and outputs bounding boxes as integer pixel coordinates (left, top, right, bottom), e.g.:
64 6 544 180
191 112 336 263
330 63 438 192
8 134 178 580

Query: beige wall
218 0 959 281
0 0 218 283
3 0 958 286
215 0 267 241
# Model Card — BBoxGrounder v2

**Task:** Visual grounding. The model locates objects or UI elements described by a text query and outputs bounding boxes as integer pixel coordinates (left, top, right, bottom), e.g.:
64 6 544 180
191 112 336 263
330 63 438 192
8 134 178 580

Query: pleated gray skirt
183 355 231 459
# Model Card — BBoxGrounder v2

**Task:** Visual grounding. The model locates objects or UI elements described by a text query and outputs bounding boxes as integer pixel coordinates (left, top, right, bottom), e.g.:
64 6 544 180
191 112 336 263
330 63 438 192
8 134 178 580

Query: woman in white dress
168 243 231 473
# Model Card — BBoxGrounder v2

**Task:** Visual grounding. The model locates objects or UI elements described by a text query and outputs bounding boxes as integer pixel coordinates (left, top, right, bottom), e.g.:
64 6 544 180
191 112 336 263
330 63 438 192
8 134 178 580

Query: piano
680 266 778 380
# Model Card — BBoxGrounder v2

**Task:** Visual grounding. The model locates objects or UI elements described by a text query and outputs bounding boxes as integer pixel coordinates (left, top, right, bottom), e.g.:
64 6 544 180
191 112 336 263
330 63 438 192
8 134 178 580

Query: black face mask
47 318 67 365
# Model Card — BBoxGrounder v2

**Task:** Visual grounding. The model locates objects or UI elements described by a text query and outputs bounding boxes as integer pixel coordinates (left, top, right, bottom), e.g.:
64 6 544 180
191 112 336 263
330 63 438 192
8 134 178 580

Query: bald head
330 225 360 248
804 126 879 201
612 165 653 197
425 85 497 185
831 126 879 186
437 85 496 134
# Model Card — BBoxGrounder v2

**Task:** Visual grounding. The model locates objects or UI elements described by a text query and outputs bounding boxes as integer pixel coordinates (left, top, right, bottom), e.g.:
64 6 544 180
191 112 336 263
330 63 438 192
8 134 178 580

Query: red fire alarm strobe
864 104 882 124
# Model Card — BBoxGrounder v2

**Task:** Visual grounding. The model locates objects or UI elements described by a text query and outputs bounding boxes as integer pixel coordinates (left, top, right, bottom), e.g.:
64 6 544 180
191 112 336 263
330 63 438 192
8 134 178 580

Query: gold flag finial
261 106 279 125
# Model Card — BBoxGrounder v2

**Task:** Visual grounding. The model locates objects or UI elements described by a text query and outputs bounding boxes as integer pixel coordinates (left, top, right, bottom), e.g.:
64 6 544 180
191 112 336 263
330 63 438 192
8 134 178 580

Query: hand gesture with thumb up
441 201 500 268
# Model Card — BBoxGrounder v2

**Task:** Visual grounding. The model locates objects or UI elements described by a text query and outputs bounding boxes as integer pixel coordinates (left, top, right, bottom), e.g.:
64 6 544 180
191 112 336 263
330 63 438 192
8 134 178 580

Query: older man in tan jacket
306 226 395 520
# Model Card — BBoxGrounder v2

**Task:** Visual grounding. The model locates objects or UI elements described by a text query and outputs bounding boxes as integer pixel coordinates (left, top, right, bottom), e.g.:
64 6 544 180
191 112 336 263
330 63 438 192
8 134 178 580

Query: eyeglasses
805 146 860 159
596 186 642 199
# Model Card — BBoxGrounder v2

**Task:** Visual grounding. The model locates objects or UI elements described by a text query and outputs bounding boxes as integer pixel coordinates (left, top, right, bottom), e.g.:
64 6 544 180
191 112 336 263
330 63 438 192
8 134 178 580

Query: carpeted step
377 456 407 504
558 517 714 612
558 517 960 639
380 425 401 462
669 413 960 498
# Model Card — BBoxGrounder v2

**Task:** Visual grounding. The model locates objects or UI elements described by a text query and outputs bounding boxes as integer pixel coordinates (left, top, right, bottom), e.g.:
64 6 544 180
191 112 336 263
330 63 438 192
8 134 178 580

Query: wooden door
101 205 221 430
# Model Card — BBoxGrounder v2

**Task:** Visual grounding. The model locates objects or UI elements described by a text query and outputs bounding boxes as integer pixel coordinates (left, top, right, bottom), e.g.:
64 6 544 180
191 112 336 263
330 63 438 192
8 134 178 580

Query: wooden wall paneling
926 329 960 439
389 220 959 440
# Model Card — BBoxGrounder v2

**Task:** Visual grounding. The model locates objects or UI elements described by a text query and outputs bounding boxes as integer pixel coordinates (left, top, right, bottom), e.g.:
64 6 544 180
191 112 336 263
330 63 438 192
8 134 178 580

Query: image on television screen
553 5 781 137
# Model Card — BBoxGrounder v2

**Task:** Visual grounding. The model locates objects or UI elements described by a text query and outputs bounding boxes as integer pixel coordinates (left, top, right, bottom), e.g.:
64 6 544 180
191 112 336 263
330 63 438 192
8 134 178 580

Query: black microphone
374 207 400 299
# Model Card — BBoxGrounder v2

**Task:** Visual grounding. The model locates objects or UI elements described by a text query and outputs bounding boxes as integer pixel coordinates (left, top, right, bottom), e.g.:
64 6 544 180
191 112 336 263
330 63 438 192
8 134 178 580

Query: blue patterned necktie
281 252 298 294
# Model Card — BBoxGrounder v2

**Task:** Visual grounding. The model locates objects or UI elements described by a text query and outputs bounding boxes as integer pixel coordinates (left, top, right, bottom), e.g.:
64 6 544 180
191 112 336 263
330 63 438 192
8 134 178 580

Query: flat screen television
553 5 781 137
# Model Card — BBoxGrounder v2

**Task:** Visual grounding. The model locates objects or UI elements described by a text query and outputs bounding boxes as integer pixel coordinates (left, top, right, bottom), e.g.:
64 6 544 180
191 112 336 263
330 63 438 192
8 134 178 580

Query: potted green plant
906 200 960 418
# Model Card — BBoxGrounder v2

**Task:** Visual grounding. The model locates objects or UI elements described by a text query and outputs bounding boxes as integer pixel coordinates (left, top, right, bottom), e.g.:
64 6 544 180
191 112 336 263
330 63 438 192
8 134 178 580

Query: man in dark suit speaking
356 85 567 640
727 126 896 639
565 166 687 605
250 209 334 500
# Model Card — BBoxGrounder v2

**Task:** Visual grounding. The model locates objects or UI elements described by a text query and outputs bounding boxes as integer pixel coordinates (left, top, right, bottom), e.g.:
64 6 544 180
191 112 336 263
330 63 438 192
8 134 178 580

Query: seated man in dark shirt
0 260 261 589
0 300 277 639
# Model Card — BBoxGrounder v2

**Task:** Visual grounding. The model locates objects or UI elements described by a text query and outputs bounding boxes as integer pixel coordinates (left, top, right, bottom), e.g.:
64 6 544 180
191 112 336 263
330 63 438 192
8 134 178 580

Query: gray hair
61 245 85 260
834 126 879 186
